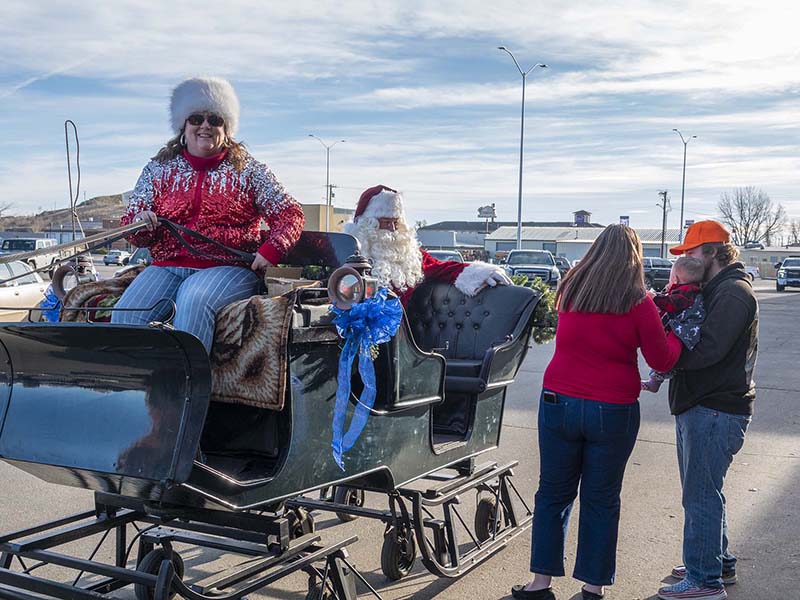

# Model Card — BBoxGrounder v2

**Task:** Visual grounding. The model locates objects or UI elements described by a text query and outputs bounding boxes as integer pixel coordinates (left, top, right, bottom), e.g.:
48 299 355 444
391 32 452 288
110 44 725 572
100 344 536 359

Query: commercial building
484 226 682 262
301 204 355 232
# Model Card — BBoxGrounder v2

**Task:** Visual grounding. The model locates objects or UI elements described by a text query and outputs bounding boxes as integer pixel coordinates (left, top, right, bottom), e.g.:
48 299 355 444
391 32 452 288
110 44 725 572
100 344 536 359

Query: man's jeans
676 405 751 588
529 391 640 586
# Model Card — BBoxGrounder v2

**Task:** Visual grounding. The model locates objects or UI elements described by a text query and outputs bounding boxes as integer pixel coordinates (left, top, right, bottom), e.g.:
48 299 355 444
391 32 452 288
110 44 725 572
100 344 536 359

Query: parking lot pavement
89 253 124 279
0 275 797 599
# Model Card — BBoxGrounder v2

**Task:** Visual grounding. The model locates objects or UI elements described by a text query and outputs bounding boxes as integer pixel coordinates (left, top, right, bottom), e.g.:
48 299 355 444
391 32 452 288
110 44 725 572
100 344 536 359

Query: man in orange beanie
657 220 758 600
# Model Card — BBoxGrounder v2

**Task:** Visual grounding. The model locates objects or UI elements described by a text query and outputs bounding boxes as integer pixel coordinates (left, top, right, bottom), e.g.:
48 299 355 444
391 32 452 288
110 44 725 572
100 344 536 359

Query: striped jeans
111 265 261 352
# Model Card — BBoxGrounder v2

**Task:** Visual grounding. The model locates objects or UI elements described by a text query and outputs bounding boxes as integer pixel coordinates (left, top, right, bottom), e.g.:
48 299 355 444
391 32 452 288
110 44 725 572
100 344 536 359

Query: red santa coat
396 250 503 306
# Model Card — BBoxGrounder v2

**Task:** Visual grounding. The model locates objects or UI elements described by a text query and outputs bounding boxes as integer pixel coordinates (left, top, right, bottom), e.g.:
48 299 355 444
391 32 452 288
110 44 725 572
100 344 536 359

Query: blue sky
1 1 798 230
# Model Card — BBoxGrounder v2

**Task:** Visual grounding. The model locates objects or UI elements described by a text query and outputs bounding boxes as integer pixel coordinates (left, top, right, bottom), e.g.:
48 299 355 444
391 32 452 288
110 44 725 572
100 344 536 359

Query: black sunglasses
186 113 225 127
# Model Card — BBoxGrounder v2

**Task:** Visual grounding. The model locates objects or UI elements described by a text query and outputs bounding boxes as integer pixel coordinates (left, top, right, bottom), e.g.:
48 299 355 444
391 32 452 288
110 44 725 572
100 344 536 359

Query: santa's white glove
485 269 513 287
455 262 513 296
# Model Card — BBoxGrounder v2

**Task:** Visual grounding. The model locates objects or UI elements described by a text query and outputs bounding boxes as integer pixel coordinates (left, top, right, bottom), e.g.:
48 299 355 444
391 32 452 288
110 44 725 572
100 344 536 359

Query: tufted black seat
406 280 540 436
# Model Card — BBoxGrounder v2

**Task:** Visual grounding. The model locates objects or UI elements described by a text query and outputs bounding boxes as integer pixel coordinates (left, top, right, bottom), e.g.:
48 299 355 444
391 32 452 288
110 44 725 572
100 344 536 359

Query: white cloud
1 0 799 229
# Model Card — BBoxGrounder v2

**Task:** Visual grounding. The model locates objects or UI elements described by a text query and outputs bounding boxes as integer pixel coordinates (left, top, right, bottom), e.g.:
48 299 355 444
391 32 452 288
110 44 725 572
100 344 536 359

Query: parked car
0 238 60 279
113 247 152 277
103 249 131 266
775 256 800 292
502 249 561 288
0 261 47 322
553 256 571 277
744 265 761 281
642 257 673 290
743 241 765 250
427 249 465 262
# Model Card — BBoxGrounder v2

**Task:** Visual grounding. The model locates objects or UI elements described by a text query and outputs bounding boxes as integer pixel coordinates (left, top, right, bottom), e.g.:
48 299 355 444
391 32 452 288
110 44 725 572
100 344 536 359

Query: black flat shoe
511 585 556 600
581 587 604 600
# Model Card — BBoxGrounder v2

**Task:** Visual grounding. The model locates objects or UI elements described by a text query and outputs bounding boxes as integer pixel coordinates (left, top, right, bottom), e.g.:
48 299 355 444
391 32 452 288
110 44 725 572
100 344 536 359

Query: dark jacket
668 262 758 415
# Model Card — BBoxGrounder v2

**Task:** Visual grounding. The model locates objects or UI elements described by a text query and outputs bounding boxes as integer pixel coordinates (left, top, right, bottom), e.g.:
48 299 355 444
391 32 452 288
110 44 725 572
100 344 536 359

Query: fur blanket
60 269 295 411
61 267 145 322
209 293 295 411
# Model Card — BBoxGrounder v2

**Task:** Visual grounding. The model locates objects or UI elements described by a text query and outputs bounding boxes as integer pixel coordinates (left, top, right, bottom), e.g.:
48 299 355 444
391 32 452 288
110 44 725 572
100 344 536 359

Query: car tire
776 283 785 292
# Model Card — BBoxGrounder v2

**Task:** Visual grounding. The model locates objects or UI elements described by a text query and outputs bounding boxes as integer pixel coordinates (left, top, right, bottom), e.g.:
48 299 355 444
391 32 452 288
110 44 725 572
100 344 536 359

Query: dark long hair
556 224 646 314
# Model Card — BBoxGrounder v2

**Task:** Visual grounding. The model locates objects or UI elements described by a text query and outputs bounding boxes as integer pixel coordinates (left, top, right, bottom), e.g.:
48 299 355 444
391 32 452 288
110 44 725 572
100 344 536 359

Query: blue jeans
111 265 261 352
676 405 751 588
529 390 640 586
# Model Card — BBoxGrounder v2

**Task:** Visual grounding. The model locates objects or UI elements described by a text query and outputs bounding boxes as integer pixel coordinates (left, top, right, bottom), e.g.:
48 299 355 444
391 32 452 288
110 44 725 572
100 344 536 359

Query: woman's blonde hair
153 126 249 172
556 224 646 314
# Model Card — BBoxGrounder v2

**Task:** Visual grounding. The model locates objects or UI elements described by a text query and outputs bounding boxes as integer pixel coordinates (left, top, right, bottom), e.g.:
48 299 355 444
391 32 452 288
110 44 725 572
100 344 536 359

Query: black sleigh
0 231 542 600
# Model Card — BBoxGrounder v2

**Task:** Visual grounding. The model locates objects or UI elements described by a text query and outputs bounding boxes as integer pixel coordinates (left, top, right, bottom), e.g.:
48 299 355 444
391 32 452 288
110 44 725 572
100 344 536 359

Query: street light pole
672 129 696 243
308 134 345 232
498 47 547 250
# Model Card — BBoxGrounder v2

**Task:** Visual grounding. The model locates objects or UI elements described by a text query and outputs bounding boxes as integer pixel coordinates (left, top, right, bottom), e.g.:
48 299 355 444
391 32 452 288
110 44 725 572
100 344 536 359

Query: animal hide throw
209 292 296 411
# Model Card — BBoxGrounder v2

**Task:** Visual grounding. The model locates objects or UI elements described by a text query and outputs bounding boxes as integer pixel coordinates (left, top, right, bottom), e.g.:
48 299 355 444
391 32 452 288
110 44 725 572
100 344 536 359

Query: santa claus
343 185 512 305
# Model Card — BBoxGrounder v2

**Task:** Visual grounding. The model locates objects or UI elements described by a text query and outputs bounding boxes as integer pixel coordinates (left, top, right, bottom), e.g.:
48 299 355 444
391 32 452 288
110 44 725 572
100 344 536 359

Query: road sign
477 204 496 219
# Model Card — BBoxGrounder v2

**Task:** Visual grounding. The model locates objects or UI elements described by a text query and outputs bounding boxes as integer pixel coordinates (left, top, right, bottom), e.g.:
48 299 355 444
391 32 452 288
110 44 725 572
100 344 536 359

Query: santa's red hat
353 185 404 222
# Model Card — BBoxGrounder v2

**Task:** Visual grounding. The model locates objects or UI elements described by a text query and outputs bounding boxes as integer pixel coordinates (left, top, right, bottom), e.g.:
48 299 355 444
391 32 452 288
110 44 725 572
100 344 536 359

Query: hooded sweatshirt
668 262 758 415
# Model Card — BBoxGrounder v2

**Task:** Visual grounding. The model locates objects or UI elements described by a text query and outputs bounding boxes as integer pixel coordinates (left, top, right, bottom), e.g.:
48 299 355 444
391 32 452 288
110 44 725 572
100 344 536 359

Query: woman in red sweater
111 77 304 352
513 225 682 600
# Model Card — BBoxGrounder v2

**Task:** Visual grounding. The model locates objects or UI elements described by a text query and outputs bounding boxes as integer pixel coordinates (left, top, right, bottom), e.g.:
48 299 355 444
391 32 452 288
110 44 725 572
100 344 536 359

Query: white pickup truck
0 238 61 279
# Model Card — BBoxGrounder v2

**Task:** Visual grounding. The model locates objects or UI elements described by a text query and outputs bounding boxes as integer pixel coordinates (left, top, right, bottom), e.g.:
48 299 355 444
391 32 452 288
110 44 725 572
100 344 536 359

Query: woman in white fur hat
111 76 305 352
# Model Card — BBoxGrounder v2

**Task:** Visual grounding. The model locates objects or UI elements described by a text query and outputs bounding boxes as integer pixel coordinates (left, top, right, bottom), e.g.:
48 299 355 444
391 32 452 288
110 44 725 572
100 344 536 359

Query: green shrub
512 275 557 344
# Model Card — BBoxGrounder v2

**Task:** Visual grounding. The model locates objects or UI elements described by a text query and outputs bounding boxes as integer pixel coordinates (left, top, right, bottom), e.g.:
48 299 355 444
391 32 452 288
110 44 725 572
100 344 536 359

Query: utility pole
327 184 338 229
673 129 696 243
497 47 548 250
308 135 345 232
657 190 670 258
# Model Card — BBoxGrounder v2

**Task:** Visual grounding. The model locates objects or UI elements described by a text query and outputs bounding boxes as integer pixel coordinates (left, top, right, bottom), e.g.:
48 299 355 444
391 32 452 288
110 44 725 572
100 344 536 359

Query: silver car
0 261 47 321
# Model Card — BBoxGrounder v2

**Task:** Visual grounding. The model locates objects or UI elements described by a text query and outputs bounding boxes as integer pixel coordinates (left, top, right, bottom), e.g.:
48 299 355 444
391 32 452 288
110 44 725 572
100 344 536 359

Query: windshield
1 240 35 251
507 252 554 266
782 258 800 268
130 248 151 263
428 251 462 262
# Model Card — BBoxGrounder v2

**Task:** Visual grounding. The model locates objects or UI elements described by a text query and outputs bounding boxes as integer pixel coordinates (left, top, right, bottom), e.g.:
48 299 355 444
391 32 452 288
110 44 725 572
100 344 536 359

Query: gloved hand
484 269 513 287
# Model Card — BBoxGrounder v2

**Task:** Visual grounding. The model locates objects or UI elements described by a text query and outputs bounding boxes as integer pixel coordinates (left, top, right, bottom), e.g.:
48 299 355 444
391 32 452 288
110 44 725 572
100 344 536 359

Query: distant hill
1 194 126 231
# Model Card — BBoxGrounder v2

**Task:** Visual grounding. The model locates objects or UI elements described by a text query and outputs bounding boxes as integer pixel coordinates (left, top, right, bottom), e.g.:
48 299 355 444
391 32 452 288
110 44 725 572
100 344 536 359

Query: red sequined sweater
122 149 305 268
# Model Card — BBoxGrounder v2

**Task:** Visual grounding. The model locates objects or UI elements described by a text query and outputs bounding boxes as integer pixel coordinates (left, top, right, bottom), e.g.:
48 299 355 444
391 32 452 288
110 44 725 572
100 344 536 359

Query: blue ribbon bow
329 288 403 470
38 286 62 323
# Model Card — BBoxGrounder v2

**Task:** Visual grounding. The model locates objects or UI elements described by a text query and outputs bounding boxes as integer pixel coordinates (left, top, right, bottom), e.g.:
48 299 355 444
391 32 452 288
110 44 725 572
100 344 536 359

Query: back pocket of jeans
599 404 632 435
539 397 566 431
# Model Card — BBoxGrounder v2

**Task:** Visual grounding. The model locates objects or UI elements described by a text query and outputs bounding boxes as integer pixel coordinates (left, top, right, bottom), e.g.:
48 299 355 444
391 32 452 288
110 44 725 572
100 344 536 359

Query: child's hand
647 289 656 299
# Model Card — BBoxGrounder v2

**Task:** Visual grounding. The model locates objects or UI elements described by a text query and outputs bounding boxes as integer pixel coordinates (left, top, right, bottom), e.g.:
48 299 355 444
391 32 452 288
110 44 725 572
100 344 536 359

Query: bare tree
717 187 786 246
789 219 800 245
0 201 13 219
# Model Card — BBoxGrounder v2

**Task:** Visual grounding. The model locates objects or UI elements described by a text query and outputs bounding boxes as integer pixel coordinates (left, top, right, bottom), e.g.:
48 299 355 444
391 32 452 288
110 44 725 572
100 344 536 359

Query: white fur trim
360 190 404 220
342 220 359 237
454 261 507 296
170 77 240 138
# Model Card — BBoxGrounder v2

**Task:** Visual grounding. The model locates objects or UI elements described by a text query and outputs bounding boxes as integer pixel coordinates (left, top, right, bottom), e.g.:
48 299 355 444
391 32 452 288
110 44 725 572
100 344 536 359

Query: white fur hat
170 76 240 138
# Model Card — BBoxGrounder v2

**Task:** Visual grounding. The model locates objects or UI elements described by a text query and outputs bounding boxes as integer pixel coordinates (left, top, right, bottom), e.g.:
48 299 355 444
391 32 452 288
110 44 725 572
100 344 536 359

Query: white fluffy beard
344 218 424 291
